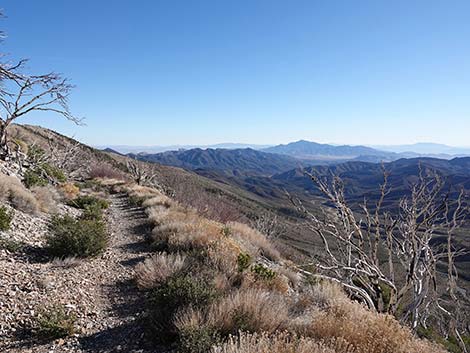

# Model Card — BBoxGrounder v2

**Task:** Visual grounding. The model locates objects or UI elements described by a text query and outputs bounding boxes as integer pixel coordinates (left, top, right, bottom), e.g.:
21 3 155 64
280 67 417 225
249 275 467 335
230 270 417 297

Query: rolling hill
263 140 399 161
128 148 305 176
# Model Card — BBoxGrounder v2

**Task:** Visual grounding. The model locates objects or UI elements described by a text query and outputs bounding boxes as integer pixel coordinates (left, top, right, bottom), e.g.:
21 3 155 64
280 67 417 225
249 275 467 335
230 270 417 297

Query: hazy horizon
3 1 470 146
99 140 470 149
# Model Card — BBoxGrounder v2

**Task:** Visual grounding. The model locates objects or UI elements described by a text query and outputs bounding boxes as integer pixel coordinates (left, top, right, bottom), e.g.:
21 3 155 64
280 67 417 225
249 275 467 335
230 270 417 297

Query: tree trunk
0 122 9 160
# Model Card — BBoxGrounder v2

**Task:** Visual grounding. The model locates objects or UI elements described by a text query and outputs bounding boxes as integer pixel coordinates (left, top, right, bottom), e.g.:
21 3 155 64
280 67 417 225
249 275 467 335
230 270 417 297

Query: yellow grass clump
0 174 39 214
175 289 290 336
227 221 280 261
135 252 186 289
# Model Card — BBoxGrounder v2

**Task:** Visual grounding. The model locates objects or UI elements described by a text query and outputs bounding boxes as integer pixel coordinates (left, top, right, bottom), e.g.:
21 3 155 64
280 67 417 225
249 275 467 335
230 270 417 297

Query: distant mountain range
262 140 398 161
274 157 470 204
103 140 470 159
129 148 303 176
112 140 470 180
98 143 272 154
372 143 470 157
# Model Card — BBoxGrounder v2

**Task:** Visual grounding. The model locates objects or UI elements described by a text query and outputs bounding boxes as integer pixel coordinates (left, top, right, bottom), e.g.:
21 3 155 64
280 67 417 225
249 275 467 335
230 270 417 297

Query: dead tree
0 59 82 158
126 159 159 186
291 166 469 343
252 211 286 240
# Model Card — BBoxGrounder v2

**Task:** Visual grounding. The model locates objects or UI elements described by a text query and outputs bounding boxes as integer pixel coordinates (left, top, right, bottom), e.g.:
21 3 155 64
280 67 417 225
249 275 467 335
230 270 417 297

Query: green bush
80 203 105 221
237 252 251 272
24 145 66 187
46 215 107 258
152 275 217 311
42 164 66 183
149 274 218 342
220 226 231 237
128 195 145 208
68 195 109 210
251 264 276 281
23 169 48 188
178 327 221 353
0 237 24 252
0 206 14 231
35 304 76 339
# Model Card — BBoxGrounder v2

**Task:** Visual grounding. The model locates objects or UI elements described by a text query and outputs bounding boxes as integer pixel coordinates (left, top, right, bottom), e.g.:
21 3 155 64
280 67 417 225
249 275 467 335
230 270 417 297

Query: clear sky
2 1 470 146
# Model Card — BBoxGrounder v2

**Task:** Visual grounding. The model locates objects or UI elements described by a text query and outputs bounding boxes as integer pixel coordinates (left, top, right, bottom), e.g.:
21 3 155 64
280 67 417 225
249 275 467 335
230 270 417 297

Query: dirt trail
1 193 157 353
77 192 154 352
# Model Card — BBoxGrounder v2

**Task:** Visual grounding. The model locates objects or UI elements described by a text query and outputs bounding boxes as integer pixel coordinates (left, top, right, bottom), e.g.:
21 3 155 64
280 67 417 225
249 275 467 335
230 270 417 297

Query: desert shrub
251 264 276 281
0 206 14 231
237 252 251 272
46 215 107 258
179 326 221 353
23 168 48 188
80 203 105 220
25 146 66 187
128 194 145 207
68 195 109 210
228 222 280 261
417 326 468 353
135 252 186 289
35 304 76 340
221 225 232 237
151 274 218 311
148 274 218 341
60 182 80 200
31 186 61 213
0 237 24 252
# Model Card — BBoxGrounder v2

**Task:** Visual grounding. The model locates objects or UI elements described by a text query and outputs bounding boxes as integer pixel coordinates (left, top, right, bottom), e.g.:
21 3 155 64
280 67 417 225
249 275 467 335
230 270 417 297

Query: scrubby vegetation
46 214 107 258
68 195 110 211
24 146 67 188
34 304 76 340
108 181 446 353
0 174 39 214
0 205 14 231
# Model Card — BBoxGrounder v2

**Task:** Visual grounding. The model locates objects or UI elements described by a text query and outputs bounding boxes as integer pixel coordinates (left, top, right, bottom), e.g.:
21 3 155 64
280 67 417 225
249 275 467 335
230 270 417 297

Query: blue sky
2 1 470 146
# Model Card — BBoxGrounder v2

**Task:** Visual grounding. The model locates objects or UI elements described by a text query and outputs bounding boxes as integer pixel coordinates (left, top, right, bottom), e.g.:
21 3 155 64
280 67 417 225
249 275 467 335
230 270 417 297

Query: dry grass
142 195 174 209
212 332 342 353
51 256 82 268
59 182 80 200
295 283 446 353
0 174 39 214
175 289 290 336
31 186 61 213
119 180 444 353
240 270 290 294
135 252 186 289
228 222 280 261
277 267 301 288
149 206 223 251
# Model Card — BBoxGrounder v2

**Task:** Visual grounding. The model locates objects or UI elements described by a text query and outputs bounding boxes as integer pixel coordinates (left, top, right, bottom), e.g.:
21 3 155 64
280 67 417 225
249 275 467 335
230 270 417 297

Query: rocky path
77 193 154 352
1 193 157 352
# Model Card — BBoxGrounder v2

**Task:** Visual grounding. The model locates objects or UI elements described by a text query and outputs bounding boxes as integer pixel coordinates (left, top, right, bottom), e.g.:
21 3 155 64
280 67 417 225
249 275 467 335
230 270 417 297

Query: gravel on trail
0 193 159 352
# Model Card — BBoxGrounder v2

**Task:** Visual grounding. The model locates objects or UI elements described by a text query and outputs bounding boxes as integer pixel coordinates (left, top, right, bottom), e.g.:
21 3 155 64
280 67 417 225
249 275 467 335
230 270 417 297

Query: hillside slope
129 147 304 176
0 125 462 352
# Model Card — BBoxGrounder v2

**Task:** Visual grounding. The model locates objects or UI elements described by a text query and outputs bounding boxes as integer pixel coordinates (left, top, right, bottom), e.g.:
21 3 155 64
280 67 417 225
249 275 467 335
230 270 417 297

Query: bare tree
126 159 159 186
0 13 81 159
291 167 469 345
252 211 286 240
